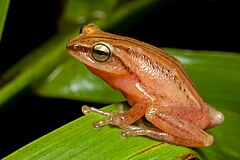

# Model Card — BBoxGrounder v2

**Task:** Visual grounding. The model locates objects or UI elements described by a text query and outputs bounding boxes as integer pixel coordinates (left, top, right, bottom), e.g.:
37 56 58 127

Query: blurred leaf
59 0 118 31
0 0 10 41
36 56 124 103
59 0 168 32
0 34 69 107
3 104 201 160
164 49 240 111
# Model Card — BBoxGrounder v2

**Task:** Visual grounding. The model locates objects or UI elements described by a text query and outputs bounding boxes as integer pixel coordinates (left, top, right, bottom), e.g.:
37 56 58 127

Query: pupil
96 50 106 55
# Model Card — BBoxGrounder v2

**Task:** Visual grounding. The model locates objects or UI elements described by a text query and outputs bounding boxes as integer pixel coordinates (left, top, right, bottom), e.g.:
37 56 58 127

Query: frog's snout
66 40 80 51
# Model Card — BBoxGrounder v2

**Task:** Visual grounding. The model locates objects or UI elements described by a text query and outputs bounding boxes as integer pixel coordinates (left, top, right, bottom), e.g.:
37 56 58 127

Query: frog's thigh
145 106 214 147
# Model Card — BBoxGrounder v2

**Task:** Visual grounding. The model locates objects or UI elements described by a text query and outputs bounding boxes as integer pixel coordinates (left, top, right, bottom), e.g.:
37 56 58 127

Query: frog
66 23 224 148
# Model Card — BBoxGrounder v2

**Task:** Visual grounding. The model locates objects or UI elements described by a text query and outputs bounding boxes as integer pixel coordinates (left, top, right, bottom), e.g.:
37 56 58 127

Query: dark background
0 0 239 158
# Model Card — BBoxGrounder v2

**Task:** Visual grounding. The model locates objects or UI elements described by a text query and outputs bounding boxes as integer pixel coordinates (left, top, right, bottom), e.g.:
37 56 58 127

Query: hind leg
142 106 213 147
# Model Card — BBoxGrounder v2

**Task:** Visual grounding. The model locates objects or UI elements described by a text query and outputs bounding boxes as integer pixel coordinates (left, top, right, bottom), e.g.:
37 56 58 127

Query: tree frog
66 23 224 148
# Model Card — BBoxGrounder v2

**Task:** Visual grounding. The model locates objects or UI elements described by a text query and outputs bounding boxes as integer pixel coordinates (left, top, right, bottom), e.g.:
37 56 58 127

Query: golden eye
92 43 111 62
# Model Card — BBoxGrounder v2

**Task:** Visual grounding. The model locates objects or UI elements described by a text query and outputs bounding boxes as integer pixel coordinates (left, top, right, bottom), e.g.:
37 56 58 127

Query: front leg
82 100 150 129
83 82 155 128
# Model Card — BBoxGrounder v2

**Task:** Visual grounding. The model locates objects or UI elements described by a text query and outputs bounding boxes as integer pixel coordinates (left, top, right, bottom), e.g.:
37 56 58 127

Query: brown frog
66 23 224 148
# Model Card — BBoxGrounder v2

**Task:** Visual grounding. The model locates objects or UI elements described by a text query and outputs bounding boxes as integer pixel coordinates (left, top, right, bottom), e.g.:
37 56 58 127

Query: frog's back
109 37 205 110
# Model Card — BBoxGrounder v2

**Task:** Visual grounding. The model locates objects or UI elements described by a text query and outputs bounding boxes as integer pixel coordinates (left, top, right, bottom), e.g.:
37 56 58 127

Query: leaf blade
0 0 10 41
3 104 200 160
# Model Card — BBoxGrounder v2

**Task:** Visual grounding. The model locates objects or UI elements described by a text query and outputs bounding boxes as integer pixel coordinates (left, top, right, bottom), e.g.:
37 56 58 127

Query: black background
0 0 239 158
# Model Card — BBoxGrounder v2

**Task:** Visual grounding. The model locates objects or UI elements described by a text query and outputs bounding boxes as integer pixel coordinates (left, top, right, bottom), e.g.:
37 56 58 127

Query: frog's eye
92 43 111 62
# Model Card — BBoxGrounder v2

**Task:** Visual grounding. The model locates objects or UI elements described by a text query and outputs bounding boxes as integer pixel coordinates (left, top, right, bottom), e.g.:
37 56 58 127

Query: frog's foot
82 104 128 129
82 105 111 129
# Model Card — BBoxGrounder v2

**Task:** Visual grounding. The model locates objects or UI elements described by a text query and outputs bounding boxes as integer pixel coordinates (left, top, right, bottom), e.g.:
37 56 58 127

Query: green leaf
36 57 125 103
4 101 240 159
59 0 118 30
0 0 10 41
0 34 69 107
59 0 169 33
3 104 200 160
164 49 240 111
